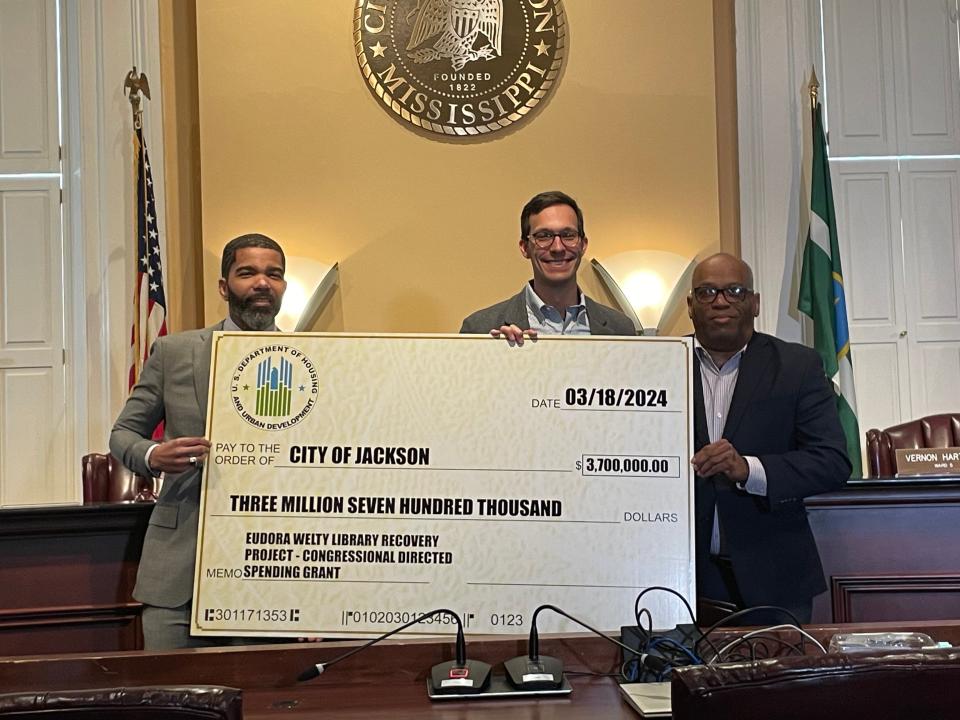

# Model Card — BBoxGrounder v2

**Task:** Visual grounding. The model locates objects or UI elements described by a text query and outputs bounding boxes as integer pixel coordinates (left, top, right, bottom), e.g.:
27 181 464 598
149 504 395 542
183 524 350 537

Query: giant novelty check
191 333 695 637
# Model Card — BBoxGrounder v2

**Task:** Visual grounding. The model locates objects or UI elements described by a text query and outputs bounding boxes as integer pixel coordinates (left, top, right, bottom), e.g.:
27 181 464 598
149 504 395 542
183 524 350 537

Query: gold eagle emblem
406 0 503 71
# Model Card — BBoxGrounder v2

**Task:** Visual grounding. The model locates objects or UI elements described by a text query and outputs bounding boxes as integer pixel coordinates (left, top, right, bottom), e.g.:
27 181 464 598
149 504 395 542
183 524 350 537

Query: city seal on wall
354 0 567 138
230 344 320 431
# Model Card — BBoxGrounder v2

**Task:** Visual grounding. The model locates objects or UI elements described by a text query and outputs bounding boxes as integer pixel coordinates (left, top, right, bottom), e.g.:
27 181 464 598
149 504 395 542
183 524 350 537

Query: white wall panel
832 162 903 330
901 160 960 339
901 160 960 425
0 179 67 505
0 367 68 506
910 343 960 417
832 161 912 444
0 0 167 505
1 190 53 346
741 2 960 438
62 0 168 468
892 0 960 155
822 0 898 156
736 0 820 341
0 0 58 173
853 342 908 433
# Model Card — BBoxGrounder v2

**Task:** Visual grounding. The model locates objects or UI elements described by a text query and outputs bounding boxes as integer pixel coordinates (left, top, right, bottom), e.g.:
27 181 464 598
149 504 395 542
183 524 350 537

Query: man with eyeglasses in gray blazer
460 190 635 339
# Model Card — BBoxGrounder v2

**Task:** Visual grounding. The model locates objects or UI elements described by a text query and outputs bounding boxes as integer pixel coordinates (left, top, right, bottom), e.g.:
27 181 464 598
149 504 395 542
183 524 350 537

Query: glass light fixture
591 250 695 335
276 256 339 332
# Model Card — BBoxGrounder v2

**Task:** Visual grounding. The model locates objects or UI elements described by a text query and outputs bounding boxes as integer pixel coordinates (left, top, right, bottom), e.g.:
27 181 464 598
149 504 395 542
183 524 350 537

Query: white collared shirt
694 338 768 554
523 282 591 335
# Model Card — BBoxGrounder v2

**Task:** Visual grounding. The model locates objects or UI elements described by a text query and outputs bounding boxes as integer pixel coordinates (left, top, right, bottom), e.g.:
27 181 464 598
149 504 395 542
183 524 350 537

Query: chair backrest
0 686 241 720
81 453 158 504
671 651 960 720
865 413 960 477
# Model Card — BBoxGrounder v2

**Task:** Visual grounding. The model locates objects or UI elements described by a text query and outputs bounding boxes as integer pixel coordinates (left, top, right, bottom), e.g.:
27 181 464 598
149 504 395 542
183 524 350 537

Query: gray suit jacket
459 289 636 335
110 322 223 608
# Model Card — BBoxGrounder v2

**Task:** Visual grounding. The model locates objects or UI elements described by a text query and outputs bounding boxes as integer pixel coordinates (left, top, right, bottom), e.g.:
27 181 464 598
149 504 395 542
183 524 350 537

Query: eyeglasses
692 285 754 303
527 229 582 249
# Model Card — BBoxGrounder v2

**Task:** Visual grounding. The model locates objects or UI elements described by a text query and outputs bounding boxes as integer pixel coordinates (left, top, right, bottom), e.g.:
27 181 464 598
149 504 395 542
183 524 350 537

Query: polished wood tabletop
4 622 960 718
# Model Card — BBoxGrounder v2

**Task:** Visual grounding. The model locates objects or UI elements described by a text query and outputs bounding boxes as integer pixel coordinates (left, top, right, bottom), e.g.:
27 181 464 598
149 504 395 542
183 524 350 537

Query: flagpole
130 126 141 387
799 68 864 476
125 68 151 386
123 69 169 437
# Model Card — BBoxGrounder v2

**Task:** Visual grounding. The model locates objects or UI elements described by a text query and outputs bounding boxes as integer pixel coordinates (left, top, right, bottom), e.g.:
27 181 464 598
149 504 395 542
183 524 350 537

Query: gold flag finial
124 67 151 128
809 67 820 110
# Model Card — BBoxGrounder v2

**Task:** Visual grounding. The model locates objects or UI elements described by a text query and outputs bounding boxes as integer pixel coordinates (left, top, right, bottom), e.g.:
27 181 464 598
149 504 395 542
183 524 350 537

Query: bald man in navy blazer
688 253 851 624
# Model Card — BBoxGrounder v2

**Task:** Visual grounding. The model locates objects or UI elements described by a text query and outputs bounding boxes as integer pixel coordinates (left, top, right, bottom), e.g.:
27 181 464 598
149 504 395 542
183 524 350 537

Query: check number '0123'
577 455 680 478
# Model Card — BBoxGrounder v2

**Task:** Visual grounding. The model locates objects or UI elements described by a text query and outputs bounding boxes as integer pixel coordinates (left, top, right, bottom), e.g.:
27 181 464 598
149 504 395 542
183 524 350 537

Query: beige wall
159 0 204 334
195 1 720 333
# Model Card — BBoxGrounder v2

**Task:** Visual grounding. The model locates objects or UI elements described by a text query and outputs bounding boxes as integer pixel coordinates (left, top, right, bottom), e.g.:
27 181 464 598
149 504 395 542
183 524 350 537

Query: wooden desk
0 502 151 654
807 477 960 623
0 634 628 718
2 623 959 718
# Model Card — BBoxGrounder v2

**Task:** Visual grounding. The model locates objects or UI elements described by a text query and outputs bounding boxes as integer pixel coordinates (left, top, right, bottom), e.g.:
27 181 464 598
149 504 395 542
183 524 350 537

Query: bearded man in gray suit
460 191 635 340
111 233 287 649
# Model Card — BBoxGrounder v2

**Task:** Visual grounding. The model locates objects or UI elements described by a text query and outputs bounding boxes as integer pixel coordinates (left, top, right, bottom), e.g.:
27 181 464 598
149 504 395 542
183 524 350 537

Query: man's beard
227 287 281 330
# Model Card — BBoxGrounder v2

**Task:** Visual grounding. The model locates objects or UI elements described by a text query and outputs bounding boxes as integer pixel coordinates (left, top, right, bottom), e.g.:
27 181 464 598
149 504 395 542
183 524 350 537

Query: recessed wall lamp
276 256 340 332
591 250 695 335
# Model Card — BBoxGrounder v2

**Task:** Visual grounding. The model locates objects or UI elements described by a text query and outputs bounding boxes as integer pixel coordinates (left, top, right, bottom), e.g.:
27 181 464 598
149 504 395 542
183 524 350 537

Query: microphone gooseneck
527 604 669 673
455 618 466 666
297 607 465 682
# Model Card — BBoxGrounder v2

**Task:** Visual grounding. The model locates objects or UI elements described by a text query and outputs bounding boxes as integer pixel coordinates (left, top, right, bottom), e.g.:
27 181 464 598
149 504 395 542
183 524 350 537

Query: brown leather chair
671 651 960 720
0 686 241 720
82 453 158 504
865 413 960 477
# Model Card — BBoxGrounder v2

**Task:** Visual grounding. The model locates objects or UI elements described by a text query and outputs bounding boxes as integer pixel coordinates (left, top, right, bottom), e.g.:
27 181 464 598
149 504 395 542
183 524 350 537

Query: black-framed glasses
692 285 754 303
527 229 582 249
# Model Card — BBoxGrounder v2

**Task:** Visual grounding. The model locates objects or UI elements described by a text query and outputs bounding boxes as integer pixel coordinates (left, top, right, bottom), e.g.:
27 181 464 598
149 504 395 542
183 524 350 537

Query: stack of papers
619 681 672 718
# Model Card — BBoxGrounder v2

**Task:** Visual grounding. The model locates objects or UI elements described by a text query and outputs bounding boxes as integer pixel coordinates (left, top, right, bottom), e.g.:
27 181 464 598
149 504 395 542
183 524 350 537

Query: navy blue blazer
693 331 851 608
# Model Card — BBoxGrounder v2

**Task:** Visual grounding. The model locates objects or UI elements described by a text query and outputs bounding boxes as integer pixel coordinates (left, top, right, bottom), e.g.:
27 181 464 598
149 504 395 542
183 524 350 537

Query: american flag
128 125 168 390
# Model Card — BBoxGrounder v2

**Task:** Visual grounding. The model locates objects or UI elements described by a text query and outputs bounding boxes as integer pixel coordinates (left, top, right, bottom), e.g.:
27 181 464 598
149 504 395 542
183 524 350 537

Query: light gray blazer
110 321 224 608
459 289 636 336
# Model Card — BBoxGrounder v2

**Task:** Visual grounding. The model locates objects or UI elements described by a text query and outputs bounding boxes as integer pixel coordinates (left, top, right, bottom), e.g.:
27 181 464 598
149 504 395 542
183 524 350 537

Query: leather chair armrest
671 651 960 720
0 686 242 720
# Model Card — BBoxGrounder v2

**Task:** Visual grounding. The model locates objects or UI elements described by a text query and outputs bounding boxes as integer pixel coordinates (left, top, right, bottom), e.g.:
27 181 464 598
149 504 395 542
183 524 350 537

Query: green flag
798 99 862 477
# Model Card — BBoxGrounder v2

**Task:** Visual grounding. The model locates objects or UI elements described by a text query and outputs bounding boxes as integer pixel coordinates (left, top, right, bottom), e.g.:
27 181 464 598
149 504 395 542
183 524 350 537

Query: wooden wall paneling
808 482 960 623
0 504 150 655
831 573 960 623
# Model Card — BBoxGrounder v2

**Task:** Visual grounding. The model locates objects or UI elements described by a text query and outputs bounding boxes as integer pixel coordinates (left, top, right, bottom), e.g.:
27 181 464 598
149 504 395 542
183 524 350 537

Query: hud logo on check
231 345 320 431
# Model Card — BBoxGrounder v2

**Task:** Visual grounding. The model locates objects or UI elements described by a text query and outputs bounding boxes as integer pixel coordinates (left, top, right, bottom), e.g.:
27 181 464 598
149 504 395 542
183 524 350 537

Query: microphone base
429 659 492 695
427 674 573 700
503 654 564 690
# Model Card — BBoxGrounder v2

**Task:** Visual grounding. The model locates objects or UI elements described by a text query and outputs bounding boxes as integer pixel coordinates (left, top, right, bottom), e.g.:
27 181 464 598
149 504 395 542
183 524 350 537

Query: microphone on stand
504 604 670 690
297 608 491 695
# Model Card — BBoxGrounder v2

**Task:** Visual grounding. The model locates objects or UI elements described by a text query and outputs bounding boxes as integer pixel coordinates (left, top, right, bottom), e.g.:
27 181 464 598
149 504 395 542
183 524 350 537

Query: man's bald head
691 253 754 290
